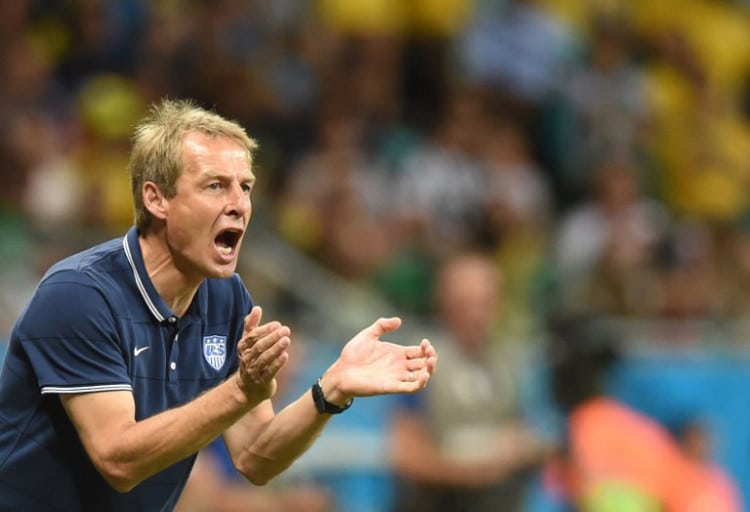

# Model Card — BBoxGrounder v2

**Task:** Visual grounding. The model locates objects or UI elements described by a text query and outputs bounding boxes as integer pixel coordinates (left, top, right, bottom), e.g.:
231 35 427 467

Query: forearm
63 376 258 492
223 315 437 485
228 386 333 485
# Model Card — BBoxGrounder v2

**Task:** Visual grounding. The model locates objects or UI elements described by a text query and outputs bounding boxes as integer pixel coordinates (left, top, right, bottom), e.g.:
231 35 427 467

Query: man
389 252 544 512
0 99 437 511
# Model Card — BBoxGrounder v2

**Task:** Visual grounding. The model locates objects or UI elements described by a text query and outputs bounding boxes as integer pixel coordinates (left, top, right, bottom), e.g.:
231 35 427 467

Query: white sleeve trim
41 384 133 394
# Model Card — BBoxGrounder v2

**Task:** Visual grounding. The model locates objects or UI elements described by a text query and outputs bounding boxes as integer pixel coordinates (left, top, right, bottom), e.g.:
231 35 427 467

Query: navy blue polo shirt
0 227 253 511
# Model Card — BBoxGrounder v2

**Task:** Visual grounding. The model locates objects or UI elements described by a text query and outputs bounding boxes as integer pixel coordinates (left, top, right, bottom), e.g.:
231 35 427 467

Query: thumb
368 316 402 338
244 306 263 332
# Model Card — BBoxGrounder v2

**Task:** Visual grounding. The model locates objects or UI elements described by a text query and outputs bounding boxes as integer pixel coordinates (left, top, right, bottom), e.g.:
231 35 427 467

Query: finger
405 345 426 360
405 356 427 372
368 317 402 338
243 306 263 333
419 339 438 372
426 355 438 375
241 325 290 359
241 340 290 382
264 350 290 378
238 321 285 353
419 338 437 357
241 347 290 384
399 370 430 390
248 321 284 341
404 340 434 359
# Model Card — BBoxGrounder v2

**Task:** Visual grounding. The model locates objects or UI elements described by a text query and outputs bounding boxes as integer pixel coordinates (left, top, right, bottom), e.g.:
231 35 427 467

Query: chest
117 316 237 419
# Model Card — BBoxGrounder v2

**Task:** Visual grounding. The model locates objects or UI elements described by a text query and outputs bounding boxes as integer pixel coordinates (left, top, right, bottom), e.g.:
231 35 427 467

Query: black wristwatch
311 378 353 414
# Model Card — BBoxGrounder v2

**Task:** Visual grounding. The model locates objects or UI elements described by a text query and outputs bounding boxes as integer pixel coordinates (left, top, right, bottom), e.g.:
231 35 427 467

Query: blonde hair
128 98 258 232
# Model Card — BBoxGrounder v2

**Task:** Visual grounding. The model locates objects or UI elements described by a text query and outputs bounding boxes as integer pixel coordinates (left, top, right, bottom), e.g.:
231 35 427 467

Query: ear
142 181 168 221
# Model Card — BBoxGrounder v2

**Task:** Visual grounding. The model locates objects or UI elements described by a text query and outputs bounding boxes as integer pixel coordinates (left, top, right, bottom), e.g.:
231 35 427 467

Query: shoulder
42 237 126 288
22 238 127 324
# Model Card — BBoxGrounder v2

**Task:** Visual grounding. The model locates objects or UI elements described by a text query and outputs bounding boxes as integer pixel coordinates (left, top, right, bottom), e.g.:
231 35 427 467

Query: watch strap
311 378 353 414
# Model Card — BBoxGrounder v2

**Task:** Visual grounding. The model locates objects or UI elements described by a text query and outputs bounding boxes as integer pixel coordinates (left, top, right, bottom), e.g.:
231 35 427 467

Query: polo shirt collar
122 227 177 324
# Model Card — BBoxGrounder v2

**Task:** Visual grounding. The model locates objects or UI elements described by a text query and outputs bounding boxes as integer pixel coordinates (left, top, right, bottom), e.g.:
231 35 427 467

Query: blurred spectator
542 312 742 512
456 0 578 115
388 252 547 512
391 86 491 255
629 0 750 101
552 155 669 314
277 109 396 280
72 73 146 232
718 216 750 317
636 9 750 224
558 11 651 200
480 114 555 335
377 86 492 314
483 115 554 238
676 419 742 512
650 221 726 321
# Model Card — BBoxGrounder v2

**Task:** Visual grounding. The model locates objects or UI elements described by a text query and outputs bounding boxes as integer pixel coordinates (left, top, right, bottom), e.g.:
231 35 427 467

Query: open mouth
215 228 243 256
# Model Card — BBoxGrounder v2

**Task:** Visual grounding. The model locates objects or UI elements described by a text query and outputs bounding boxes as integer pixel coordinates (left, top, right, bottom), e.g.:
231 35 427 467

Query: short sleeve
16 272 131 394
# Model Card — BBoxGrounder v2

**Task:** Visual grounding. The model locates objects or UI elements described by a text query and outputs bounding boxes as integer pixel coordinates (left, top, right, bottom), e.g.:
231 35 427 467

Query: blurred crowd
5 0 750 331
4 0 750 510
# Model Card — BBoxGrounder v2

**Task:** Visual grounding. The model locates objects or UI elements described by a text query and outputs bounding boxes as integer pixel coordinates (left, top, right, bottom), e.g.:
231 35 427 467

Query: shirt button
168 317 177 324
170 362 177 370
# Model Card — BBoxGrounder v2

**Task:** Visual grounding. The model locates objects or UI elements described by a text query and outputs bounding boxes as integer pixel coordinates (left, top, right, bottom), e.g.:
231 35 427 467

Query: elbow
234 457 280 487
246 473 274 487
91 457 142 493
236 468 275 487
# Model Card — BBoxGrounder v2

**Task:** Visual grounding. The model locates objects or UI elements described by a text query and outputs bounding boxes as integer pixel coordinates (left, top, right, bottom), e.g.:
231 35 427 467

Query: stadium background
3 0 750 510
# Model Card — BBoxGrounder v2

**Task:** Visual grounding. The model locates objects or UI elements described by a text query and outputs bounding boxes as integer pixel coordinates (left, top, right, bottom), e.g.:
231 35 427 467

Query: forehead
181 131 253 177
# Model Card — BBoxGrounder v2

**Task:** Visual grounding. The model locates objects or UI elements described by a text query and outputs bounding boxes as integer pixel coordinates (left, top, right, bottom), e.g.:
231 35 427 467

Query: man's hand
320 317 438 405
235 306 290 404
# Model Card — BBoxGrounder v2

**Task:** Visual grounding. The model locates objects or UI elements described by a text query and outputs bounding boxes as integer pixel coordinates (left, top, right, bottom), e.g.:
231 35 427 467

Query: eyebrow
202 171 256 185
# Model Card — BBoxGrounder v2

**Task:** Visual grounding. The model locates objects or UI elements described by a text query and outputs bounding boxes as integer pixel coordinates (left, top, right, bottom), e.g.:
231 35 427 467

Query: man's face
164 132 254 280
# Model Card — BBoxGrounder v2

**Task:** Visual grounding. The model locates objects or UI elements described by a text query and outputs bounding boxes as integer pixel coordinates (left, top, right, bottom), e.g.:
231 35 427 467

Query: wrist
319 370 353 407
229 374 253 409
312 373 353 414
230 372 269 410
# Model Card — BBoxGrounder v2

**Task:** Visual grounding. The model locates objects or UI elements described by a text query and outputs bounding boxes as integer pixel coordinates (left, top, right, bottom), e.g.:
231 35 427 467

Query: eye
241 183 253 194
207 182 222 190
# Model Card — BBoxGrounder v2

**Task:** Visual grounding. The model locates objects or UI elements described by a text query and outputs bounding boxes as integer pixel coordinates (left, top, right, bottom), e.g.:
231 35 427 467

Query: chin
206 262 238 280
214 268 237 279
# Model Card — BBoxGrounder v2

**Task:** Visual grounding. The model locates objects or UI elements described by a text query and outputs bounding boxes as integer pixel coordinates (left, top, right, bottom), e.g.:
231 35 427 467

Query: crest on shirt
203 335 227 370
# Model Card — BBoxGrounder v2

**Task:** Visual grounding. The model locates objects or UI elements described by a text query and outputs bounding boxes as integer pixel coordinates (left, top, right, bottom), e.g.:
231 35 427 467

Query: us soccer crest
202 335 227 370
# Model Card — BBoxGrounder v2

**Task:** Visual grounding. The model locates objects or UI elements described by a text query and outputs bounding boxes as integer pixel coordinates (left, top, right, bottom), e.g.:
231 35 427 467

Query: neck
139 230 201 318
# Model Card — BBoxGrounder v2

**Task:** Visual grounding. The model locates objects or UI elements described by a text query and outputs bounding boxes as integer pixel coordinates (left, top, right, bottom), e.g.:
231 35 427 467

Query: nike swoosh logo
134 346 150 357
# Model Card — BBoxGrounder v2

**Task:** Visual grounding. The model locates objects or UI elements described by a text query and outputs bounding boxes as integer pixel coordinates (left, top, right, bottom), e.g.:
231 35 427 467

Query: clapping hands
236 306 290 404
235 308 438 407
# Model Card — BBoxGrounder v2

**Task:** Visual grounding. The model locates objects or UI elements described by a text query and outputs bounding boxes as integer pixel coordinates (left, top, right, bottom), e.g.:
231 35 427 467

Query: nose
225 182 252 219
